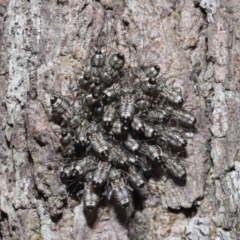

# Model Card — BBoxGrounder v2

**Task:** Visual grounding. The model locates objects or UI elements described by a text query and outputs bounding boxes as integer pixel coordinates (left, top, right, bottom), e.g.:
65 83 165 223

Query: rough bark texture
0 0 239 239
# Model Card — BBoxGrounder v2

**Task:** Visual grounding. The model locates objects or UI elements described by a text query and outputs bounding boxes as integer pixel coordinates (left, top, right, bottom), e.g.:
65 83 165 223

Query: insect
71 156 97 178
158 127 187 148
147 109 168 123
127 165 145 188
158 85 183 104
159 152 186 180
142 65 160 78
74 123 90 148
143 122 158 138
142 143 162 162
91 78 103 99
60 162 75 179
59 130 75 156
102 83 121 103
60 130 72 147
93 161 111 187
109 52 125 71
141 77 158 94
135 92 151 111
84 93 99 108
77 72 92 88
108 169 132 208
123 134 140 153
92 102 104 116
89 132 109 159
103 104 116 129
51 96 71 115
91 49 105 68
111 119 123 135
120 94 135 125
77 173 100 211
131 116 145 133
109 144 129 167
49 95 81 127
165 106 196 126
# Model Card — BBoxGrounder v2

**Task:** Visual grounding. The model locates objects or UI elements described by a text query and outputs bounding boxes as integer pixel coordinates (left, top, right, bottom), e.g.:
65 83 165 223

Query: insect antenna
64 176 85 197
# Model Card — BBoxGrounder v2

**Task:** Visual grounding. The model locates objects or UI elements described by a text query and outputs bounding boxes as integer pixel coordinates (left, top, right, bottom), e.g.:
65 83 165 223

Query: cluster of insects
45 41 197 214
38 3 199 217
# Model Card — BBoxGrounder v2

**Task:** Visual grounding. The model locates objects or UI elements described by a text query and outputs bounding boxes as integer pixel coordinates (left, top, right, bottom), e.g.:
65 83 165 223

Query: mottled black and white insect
108 169 132 208
165 106 196 126
158 84 183 104
71 156 97 178
109 52 125 71
89 132 109 159
160 151 186 180
127 165 145 188
77 173 100 211
93 161 111 187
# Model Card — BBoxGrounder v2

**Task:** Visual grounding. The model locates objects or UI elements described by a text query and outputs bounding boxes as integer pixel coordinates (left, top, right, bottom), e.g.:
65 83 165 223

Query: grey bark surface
0 0 239 239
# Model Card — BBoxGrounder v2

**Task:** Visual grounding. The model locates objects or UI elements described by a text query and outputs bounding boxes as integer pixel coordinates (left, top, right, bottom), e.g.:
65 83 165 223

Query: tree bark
0 0 239 239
